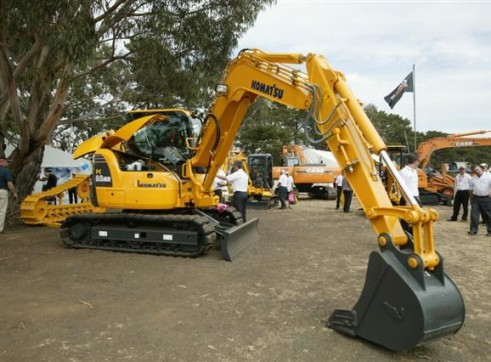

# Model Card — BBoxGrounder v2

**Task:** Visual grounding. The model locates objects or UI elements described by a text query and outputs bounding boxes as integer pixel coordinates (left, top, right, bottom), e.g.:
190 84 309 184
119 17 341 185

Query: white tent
5 142 91 193
301 147 339 168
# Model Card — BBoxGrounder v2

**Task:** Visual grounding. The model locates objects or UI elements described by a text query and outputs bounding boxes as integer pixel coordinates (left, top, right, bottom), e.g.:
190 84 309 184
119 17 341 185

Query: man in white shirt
399 154 421 205
399 154 422 234
448 167 472 222
286 171 295 208
334 173 344 210
277 169 288 209
212 168 228 203
217 160 249 221
468 164 491 236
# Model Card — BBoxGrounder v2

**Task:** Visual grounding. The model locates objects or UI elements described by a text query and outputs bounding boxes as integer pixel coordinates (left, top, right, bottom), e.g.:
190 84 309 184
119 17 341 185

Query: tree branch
72 51 133 80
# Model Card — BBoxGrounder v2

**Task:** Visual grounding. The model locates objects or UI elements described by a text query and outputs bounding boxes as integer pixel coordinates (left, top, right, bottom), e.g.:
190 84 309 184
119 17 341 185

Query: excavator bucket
327 234 465 351
220 217 260 261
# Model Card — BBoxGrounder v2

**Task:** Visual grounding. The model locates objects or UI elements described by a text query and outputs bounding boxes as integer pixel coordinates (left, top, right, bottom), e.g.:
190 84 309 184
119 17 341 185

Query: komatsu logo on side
251 80 284 99
137 180 167 188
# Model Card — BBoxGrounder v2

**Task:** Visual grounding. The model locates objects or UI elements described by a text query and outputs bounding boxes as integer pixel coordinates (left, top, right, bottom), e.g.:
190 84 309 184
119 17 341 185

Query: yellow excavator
225 150 277 208
60 49 464 351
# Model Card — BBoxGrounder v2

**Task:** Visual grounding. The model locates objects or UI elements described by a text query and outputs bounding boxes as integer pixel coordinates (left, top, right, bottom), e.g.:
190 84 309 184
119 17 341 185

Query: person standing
286 171 295 208
39 168 58 204
0 158 18 233
212 168 228 203
480 162 489 175
342 175 353 212
68 173 78 204
478 162 490 223
468 165 491 236
399 154 422 205
217 160 249 221
277 169 288 210
448 166 472 222
334 172 344 210
399 154 422 234
40 168 57 191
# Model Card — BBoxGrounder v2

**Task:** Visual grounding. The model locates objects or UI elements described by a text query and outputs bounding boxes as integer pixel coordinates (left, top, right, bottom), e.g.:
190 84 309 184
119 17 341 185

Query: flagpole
412 64 417 153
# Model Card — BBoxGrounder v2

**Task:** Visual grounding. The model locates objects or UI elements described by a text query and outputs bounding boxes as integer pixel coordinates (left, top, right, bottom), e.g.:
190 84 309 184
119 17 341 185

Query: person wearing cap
0 157 18 233
468 164 491 236
277 169 288 209
448 166 472 222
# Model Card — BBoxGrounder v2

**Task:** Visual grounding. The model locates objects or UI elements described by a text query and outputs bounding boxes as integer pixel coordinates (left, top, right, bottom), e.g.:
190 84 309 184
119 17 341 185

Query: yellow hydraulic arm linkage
190 49 464 351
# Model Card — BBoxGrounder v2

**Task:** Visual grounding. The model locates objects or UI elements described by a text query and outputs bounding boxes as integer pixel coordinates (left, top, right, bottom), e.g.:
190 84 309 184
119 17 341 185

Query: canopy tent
301 147 339 168
4 142 91 193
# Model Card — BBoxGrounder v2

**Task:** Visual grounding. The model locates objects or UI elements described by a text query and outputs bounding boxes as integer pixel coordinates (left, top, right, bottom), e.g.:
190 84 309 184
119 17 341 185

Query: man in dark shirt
40 168 58 204
0 157 18 233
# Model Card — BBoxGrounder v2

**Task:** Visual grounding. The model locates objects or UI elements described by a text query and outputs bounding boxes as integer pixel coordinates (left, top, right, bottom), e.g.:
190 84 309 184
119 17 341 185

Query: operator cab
125 109 201 166
248 154 274 189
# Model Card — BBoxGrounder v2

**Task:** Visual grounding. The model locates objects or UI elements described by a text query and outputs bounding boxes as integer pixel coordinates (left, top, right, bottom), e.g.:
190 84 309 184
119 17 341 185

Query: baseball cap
479 163 488 168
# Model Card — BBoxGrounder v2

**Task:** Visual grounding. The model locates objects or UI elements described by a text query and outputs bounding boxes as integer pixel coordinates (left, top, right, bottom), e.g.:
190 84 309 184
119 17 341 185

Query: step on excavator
60 49 464 351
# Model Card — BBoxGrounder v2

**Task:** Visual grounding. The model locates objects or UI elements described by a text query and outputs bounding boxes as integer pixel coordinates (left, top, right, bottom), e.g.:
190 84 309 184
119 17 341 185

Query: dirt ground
1 196 490 361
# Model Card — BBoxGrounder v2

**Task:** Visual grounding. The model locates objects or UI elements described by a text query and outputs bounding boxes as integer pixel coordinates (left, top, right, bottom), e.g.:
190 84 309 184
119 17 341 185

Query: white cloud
236 0 491 133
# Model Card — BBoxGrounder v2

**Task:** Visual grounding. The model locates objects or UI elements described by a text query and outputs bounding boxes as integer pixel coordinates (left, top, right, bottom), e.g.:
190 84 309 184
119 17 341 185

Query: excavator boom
192 49 464 350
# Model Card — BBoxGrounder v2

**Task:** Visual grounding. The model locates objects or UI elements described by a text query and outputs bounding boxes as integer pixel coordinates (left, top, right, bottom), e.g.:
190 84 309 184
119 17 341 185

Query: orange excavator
273 144 340 199
417 130 491 204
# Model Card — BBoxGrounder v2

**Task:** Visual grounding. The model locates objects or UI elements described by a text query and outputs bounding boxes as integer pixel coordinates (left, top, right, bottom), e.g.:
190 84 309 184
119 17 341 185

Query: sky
236 0 491 134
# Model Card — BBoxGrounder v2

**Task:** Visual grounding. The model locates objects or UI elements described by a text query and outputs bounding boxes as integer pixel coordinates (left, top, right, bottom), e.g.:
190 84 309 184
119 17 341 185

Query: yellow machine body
61 50 464 350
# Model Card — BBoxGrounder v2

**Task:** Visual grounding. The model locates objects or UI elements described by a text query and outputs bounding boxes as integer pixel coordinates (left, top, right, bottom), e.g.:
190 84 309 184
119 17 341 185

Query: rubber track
21 175 104 226
60 213 216 258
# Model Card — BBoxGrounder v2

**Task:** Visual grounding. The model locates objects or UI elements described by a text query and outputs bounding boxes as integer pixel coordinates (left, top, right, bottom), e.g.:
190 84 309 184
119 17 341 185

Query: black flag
384 72 414 109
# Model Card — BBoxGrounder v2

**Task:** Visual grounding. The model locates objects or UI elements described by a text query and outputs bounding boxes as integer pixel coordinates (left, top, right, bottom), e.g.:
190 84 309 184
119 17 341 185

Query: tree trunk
7 146 45 220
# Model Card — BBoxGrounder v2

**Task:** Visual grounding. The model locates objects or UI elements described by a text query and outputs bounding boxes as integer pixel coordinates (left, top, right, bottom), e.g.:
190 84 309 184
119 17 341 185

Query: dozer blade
220 217 259 261
327 235 465 351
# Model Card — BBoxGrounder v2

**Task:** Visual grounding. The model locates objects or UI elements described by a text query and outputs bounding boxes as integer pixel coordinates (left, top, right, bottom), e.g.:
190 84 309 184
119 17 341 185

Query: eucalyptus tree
0 0 275 204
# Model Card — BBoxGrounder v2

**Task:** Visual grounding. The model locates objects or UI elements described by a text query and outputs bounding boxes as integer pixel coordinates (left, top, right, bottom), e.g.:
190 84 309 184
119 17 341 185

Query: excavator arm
418 130 491 169
193 49 430 263
187 49 464 350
